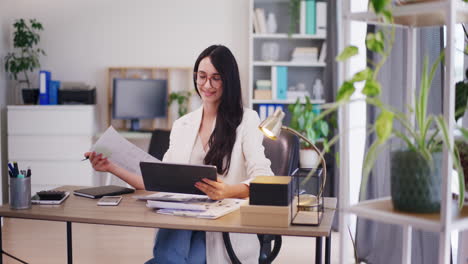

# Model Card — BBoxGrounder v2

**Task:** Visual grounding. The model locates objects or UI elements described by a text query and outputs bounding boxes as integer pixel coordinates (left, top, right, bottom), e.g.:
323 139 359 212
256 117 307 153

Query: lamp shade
259 108 285 140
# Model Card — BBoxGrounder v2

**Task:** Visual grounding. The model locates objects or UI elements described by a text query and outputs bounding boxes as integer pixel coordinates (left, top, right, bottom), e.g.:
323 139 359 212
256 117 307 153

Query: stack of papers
140 192 245 219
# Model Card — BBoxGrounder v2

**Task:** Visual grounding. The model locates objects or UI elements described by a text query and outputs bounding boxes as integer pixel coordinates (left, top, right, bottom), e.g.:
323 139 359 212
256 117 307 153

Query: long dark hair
193 45 244 175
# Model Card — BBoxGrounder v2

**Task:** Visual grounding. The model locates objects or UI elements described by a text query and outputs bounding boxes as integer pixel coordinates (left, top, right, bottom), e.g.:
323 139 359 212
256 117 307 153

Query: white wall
0 0 250 131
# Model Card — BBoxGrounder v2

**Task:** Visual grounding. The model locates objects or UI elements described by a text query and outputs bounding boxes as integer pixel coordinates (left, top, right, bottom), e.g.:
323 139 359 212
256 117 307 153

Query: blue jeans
145 229 206 264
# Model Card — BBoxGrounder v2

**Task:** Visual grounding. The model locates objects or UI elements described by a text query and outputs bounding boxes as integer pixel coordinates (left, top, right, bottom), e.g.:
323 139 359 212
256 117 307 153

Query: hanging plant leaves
366 31 385 54
376 110 394 144
352 68 373 82
455 81 468 122
370 0 391 14
337 81 356 101
362 78 382 97
336 46 358 61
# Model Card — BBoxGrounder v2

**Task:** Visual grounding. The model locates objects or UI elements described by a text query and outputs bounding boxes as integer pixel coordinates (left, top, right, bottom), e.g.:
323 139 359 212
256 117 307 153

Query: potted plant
168 90 192 118
288 96 329 168
4 18 46 104
321 0 466 212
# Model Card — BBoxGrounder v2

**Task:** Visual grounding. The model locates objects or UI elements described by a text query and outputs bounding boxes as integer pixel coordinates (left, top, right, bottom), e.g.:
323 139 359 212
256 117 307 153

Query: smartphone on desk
97 196 122 206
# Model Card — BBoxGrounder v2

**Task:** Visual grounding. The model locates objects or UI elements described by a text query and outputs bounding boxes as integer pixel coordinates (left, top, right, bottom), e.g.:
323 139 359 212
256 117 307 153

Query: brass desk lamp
259 108 327 225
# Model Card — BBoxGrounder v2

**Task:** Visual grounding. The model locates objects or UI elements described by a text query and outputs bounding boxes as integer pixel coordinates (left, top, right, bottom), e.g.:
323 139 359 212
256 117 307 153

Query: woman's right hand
84 152 114 173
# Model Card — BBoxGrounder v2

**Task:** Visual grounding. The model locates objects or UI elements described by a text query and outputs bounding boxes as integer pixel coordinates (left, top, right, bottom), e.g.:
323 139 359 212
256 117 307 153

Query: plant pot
300 149 320 168
22 88 39 104
455 140 468 191
391 150 442 213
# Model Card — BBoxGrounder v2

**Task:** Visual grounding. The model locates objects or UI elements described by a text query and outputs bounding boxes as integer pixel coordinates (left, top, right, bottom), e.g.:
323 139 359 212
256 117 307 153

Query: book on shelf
276 66 288 100
306 0 316 35
252 9 260 33
254 8 267 34
316 2 327 36
291 47 319 63
318 41 327 63
300 0 306 34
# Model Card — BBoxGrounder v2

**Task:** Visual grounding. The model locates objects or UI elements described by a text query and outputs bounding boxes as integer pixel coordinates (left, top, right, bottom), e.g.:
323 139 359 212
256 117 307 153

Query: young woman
85 45 273 263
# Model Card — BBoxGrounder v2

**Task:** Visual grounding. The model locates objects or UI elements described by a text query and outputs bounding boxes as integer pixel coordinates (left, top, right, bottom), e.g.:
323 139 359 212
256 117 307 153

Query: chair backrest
262 129 300 176
148 129 171 160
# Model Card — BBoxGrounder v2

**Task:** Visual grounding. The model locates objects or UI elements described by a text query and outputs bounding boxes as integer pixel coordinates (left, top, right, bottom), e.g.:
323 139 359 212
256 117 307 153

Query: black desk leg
325 236 331 264
0 217 3 264
315 237 322 264
67 221 73 264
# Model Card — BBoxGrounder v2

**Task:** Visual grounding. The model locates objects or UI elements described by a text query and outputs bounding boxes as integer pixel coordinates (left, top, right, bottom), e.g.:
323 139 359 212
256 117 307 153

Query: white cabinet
7 105 98 194
338 1 468 264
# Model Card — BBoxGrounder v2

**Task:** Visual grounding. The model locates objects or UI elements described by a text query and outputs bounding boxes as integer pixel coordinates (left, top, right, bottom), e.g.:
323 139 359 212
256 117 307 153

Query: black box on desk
249 176 292 206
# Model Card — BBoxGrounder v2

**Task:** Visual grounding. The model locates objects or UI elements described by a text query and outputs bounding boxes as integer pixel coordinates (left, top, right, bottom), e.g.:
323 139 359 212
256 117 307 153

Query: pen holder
10 177 31 210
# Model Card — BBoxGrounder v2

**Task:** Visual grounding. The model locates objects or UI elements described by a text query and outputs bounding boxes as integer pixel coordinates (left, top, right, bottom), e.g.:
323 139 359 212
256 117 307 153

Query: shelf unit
107 67 192 131
248 0 328 119
338 1 468 263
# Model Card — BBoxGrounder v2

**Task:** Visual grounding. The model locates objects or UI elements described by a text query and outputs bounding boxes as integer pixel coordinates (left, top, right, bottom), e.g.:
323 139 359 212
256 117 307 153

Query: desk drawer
8 136 93 161
7 105 96 135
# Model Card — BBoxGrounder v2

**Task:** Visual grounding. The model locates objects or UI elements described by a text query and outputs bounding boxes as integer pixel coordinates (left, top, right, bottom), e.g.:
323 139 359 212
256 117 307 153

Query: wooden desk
0 186 337 264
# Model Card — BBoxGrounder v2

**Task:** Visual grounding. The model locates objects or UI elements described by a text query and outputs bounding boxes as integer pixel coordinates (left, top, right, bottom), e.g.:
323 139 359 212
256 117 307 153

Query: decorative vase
299 149 320 168
391 150 442 213
266 12 277 34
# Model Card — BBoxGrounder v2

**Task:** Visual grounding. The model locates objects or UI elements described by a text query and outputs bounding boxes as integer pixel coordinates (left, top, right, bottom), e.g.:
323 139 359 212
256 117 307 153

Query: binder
48 80 60 105
39 71 51 105
73 185 135 199
306 0 316 35
267 104 275 117
276 66 288 100
316 2 327 36
259 104 268 121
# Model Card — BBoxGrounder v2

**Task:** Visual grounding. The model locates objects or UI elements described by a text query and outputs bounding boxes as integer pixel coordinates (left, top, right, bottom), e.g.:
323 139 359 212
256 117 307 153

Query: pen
81 157 89 161
13 162 19 176
27 167 31 177
8 163 15 175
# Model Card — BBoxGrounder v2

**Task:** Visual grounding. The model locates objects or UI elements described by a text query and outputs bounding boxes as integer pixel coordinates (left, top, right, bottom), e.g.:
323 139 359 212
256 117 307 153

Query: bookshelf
337 1 468 263
248 0 328 120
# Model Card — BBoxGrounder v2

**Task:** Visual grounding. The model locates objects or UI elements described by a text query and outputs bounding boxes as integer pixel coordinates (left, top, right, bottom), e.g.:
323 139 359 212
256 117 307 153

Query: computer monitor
112 78 168 131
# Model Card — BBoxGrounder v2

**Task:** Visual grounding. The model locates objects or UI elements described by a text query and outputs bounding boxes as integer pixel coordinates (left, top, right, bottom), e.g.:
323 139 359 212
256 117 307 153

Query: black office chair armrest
222 232 282 264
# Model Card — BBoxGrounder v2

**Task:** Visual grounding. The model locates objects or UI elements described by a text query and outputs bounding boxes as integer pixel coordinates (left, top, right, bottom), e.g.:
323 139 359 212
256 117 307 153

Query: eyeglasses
194 71 222 89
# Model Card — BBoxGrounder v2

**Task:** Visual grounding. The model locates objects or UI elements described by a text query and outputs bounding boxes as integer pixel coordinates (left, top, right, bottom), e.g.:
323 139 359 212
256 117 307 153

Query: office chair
223 129 300 264
147 129 171 160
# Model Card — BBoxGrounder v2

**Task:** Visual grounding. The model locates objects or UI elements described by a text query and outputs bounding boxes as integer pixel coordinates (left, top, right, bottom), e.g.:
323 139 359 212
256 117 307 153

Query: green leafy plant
311 0 467 209
288 0 301 36
4 19 46 89
168 90 192 118
288 96 329 148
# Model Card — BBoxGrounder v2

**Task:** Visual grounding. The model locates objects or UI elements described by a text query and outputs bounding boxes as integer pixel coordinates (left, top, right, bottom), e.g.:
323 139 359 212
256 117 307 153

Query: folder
73 185 135 199
276 66 288 100
306 0 316 35
259 104 268 121
48 80 60 105
316 2 327 36
39 70 51 105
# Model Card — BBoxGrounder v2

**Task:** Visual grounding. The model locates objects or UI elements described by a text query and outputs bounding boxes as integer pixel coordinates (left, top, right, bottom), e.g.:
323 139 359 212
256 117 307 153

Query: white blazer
162 106 273 264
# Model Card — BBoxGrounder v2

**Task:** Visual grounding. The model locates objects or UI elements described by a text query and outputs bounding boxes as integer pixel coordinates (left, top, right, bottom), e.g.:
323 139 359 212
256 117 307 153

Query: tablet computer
140 162 217 195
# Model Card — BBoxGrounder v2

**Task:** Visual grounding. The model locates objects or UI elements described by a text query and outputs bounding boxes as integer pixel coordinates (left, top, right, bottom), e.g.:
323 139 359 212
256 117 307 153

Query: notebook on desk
73 185 135 199
140 162 217 195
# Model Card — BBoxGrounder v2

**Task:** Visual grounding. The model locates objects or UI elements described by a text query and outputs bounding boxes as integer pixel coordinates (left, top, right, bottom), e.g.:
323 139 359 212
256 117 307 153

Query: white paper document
91 126 160 176
146 198 245 219
134 192 209 202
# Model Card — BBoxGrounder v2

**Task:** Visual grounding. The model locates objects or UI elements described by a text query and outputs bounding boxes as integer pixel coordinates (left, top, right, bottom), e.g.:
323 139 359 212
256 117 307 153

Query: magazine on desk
144 195 246 219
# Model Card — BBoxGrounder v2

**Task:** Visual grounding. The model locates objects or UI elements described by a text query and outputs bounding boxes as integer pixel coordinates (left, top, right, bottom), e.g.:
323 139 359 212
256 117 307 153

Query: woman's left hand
195 178 231 200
